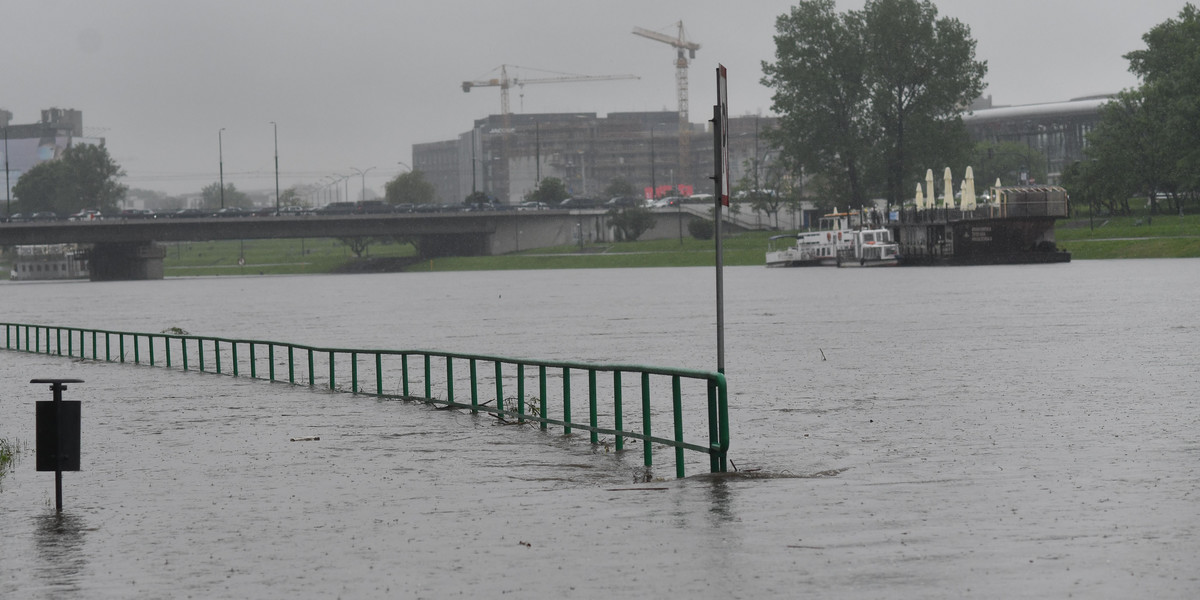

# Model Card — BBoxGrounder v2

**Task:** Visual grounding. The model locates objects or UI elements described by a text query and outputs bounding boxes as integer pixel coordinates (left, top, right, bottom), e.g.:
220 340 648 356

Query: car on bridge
315 202 356 215
69 209 104 221
170 208 207 218
31 211 60 221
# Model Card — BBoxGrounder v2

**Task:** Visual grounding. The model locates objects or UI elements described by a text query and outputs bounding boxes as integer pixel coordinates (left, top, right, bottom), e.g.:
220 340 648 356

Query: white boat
765 211 856 267
835 228 901 267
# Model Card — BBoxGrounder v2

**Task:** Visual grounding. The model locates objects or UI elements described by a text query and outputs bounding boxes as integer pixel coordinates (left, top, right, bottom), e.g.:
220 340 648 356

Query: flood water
1 260 1198 598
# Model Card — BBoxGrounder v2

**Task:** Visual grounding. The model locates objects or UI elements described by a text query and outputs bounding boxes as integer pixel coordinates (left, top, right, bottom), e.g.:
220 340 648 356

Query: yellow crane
632 21 701 190
462 64 639 124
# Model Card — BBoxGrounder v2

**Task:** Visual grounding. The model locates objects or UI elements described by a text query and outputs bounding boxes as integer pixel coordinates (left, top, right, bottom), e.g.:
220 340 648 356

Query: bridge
1 209 710 280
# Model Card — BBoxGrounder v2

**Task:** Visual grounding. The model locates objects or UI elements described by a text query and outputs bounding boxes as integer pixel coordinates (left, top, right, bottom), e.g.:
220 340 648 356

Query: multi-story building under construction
413 111 779 205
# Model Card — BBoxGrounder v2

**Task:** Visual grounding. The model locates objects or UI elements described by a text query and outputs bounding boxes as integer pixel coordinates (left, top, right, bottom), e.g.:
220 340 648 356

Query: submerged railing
3 322 729 478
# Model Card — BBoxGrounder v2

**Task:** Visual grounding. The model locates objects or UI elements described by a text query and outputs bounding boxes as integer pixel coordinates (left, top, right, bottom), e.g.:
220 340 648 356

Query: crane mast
633 21 701 192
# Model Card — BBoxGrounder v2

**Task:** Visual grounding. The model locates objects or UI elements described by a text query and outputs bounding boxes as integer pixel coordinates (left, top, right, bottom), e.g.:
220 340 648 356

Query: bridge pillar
88 242 167 281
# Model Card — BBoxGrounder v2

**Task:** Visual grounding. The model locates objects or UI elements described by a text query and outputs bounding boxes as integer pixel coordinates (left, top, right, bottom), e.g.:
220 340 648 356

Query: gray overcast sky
3 0 1188 197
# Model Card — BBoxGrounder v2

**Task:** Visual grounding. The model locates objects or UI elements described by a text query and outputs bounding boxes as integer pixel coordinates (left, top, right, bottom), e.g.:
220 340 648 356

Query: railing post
67 328 73 357
166 336 172 368
517 364 525 423
562 368 572 435
232 342 240 376
402 354 410 396
288 346 295 384
613 371 624 451
215 340 222 374
328 351 336 391
268 345 275 381
56 328 62 356
307 349 314 386
588 369 598 444
182 338 189 371
120 334 126 363
198 338 205 372
424 355 431 399
494 361 504 414
351 352 358 393
105 333 110 362
672 375 684 478
538 365 548 431
250 343 257 379
469 358 478 413
376 353 383 396
446 356 454 404
149 335 155 366
642 372 652 468
132 334 139 364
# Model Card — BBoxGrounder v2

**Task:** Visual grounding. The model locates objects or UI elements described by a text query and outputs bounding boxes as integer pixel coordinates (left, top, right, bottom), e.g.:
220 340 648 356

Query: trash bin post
32 378 84 514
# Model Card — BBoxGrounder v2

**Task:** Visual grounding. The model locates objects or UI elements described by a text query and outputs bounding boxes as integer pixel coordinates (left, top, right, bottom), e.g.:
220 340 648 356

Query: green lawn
1055 213 1200 259
162 237 417 276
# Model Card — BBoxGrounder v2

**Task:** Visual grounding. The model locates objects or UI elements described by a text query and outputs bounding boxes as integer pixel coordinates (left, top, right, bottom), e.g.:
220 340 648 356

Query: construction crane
462 64 639 124
632 21 701 191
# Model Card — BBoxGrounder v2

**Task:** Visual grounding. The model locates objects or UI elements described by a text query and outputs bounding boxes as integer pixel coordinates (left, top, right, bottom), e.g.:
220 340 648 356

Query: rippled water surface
2 260 1198 598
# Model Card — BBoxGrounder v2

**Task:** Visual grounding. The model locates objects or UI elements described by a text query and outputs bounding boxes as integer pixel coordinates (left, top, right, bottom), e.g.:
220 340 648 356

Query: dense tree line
11 143 126 215
1064 4 1200 217
761 0 985 209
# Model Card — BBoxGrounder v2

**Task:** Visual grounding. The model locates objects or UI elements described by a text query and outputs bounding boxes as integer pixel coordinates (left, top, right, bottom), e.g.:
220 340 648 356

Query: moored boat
835 228 901 267
764 211 856 267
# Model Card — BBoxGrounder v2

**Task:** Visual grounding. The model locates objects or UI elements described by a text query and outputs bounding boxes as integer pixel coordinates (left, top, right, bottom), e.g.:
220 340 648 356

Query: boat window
863 232 875 243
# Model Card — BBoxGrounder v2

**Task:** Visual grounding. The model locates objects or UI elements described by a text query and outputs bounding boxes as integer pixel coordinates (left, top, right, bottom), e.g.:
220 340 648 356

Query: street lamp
350 166 376 202
4 126 10 220
270 122 280 213
218 128 226 209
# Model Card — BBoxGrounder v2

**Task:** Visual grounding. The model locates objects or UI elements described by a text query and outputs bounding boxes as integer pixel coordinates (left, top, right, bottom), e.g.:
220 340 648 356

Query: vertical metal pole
562 368 572 435
672 375 685 478
713 103 726 376
642 372 652 467
494 362 504 414
538 366 547 430
613 371 624 451
588 369 598 444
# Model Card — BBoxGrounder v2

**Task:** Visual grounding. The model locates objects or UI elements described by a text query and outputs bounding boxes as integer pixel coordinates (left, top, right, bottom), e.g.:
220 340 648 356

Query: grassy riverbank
1054 213 1200 259
155 214 1195 275
4 213 1192 279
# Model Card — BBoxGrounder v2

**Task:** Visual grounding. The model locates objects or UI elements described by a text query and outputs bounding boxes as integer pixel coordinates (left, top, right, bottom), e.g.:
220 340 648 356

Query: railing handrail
2 322 729 478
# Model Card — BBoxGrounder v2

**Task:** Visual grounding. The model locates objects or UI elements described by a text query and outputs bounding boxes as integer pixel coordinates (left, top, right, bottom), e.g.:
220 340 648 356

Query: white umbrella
914 183 925 210
961 166 976 210
943 167 955 209
925 169 935 210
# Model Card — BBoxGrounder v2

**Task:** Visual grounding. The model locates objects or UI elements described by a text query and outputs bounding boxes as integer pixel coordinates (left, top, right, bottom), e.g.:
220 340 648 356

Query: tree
464 191 491 207
201 182 250 209
385 170 436 205
12 142 127 214
603 177 637 199
279 186 302 207
762 0 873 207
1125 3 1200 196
973 141 1048 189
525 177 570 205
607 206 657 241
762 0 985 208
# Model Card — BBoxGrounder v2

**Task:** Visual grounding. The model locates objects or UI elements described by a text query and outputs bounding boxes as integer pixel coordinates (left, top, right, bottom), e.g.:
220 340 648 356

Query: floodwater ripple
1 260 1198 598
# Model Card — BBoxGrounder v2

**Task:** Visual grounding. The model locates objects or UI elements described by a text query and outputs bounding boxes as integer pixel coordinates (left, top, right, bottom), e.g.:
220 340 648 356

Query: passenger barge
887 186 1071 266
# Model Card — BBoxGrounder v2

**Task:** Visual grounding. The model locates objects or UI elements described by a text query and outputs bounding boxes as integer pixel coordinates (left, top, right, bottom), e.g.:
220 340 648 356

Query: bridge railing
3 322 729 478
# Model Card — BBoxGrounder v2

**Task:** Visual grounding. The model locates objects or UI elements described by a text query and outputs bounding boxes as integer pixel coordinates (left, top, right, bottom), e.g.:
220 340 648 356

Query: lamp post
4 126 10 220
218 128 226 209
270 122 280 213
350 166 376 202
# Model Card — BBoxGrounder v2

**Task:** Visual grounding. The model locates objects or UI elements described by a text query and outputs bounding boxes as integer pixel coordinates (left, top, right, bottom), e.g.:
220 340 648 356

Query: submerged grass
0 438 22 479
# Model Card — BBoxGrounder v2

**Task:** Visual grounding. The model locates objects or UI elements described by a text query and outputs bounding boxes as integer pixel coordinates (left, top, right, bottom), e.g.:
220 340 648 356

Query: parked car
354 200 392 214
558 197 604 209
606 196 643 208
69 209 104 221
314 202 356 215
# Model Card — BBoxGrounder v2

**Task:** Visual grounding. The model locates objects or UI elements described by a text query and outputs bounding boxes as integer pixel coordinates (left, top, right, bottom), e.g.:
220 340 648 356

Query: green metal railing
3 322 729 477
